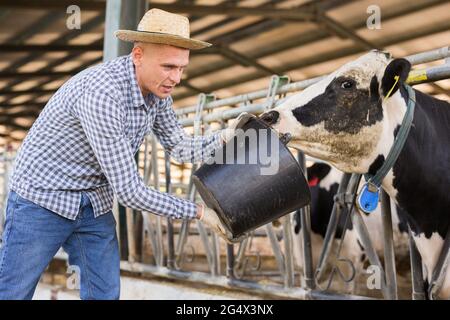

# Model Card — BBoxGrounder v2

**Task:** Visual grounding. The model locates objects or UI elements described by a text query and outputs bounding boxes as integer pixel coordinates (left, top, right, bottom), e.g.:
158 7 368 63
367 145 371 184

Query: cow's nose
260 111 279 126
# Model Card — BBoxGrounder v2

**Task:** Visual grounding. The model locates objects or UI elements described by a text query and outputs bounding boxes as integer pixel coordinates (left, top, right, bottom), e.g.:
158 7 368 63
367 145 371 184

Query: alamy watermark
192 128 282 176
66 5 81 30
367 5 382 30
366 265 382 290
66 264 81 290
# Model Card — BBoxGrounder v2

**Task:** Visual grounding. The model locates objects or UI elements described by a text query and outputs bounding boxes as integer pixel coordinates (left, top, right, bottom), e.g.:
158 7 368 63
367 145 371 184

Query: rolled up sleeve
74 91 197 219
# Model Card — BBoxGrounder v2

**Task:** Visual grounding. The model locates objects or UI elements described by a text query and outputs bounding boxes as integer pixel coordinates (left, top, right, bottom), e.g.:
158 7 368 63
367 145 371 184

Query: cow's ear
381 58 411 97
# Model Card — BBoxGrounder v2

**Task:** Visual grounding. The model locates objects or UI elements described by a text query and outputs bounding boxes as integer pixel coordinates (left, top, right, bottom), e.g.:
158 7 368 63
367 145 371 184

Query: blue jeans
0 191 120 300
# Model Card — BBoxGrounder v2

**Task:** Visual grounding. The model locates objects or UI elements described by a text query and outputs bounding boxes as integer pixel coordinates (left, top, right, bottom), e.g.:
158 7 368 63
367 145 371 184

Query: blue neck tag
357 182 379 214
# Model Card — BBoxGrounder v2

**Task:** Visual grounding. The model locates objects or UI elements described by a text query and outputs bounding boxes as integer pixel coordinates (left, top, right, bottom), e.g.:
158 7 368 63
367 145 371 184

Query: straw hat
115 8 211 50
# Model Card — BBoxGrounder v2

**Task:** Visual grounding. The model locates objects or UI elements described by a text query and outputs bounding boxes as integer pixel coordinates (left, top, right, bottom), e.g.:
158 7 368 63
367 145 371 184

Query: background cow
291 162 409 294
261 50 450 298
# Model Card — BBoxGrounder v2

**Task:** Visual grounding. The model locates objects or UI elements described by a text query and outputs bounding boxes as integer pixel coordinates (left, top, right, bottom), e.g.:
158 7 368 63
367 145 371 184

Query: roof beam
0 120 30 132
3 14 104 74
215 45 277 75
0 15 104 103
7 0 347 104
178 0 448 99
0 0 105 11
143 3 316 21
175 19 450 100
0 102 46 108
0 88 57 96
428 83 450 96
315 13 380 50
0 44 103 53
5 11 65 45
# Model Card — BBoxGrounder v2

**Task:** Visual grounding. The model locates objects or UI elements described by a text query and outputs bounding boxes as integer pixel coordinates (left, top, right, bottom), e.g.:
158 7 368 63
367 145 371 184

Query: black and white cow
261 50 450 298
292 162 409 293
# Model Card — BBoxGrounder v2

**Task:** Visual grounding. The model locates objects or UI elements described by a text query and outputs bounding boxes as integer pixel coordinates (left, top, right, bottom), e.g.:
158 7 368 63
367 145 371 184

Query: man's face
132 42 190 99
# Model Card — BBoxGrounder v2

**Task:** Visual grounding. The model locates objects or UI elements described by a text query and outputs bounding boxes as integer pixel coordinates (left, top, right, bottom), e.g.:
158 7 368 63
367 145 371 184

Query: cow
291 162 409 294
260 50 450 299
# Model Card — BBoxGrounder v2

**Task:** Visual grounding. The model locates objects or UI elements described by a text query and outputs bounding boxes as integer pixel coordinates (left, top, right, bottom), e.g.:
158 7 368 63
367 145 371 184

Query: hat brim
115 30 211 50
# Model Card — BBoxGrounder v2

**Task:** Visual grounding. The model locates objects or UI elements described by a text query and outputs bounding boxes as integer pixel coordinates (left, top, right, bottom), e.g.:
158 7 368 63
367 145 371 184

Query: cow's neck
378 87 450 238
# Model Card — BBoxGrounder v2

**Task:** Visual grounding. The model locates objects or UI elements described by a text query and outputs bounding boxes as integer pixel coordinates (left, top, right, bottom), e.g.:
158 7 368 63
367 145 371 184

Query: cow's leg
413 233 449 299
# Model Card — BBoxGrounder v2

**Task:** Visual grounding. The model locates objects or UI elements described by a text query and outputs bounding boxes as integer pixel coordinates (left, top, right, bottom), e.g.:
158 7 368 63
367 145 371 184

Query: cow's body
261 50 450 298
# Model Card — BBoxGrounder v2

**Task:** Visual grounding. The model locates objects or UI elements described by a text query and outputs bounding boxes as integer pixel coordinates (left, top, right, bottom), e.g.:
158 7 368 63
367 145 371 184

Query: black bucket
193 114 311 241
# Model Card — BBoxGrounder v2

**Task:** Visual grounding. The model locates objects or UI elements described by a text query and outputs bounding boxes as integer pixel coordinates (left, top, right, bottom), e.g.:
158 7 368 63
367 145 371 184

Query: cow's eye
341 80 354 89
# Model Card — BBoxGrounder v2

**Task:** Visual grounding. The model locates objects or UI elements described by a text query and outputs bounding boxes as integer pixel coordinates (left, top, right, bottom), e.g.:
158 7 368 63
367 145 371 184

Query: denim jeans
0 191 120 300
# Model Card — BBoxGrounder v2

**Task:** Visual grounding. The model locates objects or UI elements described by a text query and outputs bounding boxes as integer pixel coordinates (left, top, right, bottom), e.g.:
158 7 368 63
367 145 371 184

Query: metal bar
164 152 175 269
320 173 361 290
407 64 450 86
126 207 137 263
196 221 217 275
349 179 391 299
150 136 163 266
297 152 315 289
408 228 426 300
175 166 196 268
282 214 295 288
315 173 351 280
120 261 377 300
265 223 285 275
405 46 450 65
380 190 398 299
226 244 235 279
192 93 218 275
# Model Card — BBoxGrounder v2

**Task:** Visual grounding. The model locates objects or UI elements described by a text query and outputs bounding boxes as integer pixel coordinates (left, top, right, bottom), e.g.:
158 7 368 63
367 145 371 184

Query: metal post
226 244 235 279
103 0 147 62
380 190 398 299
297 152 315 289
103 0 147 262
315 173 352 281
165 152 175 269
282 214 295 288
349 174 390 298
408 227 426 300
265 223 285 276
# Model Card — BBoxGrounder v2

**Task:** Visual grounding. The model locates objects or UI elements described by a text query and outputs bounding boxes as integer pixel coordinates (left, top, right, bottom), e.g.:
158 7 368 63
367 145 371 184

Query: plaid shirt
10 55 222 220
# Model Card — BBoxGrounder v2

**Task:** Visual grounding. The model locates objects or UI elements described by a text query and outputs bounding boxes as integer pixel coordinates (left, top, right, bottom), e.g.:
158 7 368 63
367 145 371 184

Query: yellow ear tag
383 75 400 103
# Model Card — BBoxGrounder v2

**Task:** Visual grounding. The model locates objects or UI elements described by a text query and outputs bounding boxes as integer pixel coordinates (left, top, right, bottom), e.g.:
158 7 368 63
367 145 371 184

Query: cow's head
260 50 411 173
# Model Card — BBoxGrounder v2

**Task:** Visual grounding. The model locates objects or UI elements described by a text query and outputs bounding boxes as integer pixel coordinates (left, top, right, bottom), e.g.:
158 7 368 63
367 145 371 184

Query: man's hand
197 204 247 244
197 203 229 240
220 112 253 144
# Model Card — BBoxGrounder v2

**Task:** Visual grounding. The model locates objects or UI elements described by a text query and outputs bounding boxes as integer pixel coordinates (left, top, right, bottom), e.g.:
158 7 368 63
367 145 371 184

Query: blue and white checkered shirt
10 55 222 220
